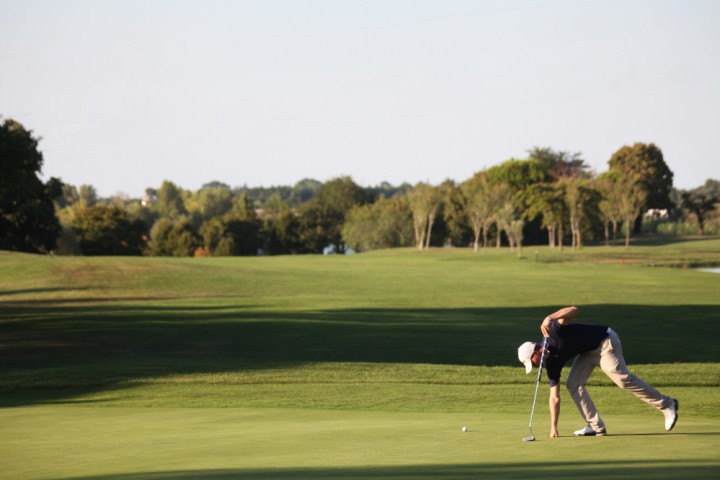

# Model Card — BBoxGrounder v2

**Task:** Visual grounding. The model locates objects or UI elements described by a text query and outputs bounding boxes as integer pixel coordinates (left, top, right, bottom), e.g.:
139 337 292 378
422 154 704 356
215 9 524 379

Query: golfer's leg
566 352 605 430
600 330 672 410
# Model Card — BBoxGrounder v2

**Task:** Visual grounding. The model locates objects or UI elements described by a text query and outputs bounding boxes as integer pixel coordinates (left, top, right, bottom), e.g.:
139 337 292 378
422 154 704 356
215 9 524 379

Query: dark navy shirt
545 322 610 387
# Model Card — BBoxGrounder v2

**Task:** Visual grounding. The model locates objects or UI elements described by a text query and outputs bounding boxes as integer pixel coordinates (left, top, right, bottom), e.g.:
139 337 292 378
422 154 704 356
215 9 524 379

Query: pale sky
2 0 719 197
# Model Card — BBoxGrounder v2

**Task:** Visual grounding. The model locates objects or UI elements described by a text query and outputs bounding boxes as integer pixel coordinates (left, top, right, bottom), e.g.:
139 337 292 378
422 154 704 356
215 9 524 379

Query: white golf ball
462 426 468 432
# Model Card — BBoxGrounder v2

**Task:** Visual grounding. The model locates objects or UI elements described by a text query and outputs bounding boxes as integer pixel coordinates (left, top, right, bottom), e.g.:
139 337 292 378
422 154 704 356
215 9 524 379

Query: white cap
517 341 537 374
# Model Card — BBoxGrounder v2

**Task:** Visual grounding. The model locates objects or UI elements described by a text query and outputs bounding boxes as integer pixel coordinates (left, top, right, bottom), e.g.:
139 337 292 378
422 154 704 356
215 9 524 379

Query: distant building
644 208 669 219
141 194 156 207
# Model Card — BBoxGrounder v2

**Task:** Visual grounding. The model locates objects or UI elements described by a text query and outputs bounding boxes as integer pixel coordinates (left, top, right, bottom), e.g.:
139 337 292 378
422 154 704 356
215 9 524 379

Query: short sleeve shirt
545 322 610 387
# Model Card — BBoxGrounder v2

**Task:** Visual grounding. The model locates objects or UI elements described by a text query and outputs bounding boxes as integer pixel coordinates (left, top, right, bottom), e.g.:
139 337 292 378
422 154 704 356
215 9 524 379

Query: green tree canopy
681 189 718 236
262 193 301 255
155 180 187 219
149 217 201 257
527 146 590 179
297 176 367 253
342 196 413 252
71 205 145 255
186 186 234 225
0 119 61 253
487 158 549 194
608 143 674 210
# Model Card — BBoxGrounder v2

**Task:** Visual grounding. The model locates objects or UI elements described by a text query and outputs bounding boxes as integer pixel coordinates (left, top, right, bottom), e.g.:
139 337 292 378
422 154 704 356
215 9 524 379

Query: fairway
2 239 720 479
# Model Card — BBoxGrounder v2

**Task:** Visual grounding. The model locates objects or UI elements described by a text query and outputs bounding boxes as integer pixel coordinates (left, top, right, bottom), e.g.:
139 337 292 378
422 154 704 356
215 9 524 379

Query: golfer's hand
541 317 554 336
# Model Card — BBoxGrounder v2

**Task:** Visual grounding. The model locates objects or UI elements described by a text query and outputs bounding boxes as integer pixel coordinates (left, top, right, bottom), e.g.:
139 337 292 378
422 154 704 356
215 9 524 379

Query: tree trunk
603 223 609 246
625 221 631 248
558 224 564 252
698 213 705 236
576 220 583 249
414 222 425 250
612 220 618 242
425 216 434 250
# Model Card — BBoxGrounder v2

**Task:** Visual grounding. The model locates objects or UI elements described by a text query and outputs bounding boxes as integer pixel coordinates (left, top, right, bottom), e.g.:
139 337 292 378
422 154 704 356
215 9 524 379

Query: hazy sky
2 0 718 197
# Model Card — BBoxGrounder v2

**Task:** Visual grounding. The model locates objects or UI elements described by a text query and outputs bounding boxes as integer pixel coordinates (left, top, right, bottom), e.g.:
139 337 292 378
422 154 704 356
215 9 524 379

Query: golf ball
462 426 468 432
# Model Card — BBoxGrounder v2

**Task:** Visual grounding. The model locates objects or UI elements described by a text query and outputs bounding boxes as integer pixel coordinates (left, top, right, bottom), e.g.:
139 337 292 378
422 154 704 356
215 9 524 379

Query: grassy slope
1 238 720 479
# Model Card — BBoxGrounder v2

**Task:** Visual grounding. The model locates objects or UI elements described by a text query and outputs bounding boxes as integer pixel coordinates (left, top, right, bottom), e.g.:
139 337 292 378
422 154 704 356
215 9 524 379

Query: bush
72 205 146 255
150 218 201 256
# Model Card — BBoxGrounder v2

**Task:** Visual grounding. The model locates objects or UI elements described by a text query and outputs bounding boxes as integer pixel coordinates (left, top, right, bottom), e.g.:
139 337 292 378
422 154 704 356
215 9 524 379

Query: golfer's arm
542 306 578 335
548 306 578 324
549 384 561 437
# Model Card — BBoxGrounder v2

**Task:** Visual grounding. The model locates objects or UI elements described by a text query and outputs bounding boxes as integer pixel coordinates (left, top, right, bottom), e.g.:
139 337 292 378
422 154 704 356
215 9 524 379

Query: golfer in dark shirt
517 306 679 437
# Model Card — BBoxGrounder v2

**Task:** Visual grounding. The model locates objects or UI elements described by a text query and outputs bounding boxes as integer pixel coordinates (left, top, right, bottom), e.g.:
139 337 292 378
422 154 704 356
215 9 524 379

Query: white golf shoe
573 426 607 436
663 399 679 431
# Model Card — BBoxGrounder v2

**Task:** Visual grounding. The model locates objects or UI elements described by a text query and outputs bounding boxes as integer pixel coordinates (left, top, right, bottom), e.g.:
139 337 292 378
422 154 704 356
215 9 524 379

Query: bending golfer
517 306 679 437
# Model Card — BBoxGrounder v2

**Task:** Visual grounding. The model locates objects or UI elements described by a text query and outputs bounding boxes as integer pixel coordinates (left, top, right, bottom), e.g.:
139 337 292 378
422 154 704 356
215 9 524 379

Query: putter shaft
525 337 549 440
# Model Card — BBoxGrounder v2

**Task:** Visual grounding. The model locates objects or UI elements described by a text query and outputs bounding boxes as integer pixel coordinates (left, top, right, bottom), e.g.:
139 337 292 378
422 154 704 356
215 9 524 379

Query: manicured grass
1 238 720 479
2 407 719 480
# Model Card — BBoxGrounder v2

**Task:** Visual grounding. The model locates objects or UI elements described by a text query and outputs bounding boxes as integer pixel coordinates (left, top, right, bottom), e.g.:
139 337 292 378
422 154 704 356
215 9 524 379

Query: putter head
522 436 535 442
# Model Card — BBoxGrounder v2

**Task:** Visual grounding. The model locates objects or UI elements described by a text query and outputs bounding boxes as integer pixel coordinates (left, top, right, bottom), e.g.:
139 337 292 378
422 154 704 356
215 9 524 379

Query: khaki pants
566 328 672 430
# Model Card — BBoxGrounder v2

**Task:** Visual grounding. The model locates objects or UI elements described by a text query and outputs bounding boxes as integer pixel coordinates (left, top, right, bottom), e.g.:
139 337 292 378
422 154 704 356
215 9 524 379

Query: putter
523 336 548 442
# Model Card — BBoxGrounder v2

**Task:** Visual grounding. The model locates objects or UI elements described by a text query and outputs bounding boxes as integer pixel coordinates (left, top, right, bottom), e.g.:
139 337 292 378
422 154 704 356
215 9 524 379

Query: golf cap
517 341 537 374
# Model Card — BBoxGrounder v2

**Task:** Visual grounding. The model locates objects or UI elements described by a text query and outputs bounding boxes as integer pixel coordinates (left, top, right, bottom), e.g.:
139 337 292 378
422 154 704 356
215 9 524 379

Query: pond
698 268 720 274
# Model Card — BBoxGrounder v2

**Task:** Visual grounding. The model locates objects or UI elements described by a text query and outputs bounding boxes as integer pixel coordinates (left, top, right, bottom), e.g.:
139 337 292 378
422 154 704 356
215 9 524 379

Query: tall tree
510 218 525 257
342 196 413 252
524 183 567 249
232 192 256 221
262 193 301 255
461 172 495 252
407 182 442 250
560 178 595 251
0 119 61 253
440 179 472 248
681 191 718 236
609 143 674 211
155 180 187 219
595 172 624 245
495 200 517 250
78 184 98 208
490 183 514 248
618 177 647 248
72 205 146 255
297 176 367 253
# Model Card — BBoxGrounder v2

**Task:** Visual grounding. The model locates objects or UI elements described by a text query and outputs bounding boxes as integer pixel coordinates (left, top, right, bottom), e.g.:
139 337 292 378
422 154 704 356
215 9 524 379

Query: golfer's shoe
663 398 679 431
573 426 607 436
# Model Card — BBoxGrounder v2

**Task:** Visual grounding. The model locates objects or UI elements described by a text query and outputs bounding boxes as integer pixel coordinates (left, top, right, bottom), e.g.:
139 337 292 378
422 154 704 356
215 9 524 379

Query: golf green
2 407 719 479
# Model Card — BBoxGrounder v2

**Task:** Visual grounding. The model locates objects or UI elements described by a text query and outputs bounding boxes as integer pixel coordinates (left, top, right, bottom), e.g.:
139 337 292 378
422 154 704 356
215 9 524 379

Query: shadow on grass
61 460 720 480
0 287 89 297
1 303 718 406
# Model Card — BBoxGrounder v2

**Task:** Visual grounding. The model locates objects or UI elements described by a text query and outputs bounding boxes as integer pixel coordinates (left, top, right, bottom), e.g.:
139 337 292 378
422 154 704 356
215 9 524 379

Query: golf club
523 336 548 442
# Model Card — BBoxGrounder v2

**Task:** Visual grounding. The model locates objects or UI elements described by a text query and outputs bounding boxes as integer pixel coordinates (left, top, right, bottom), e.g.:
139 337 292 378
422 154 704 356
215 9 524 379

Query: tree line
2 117 719 257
